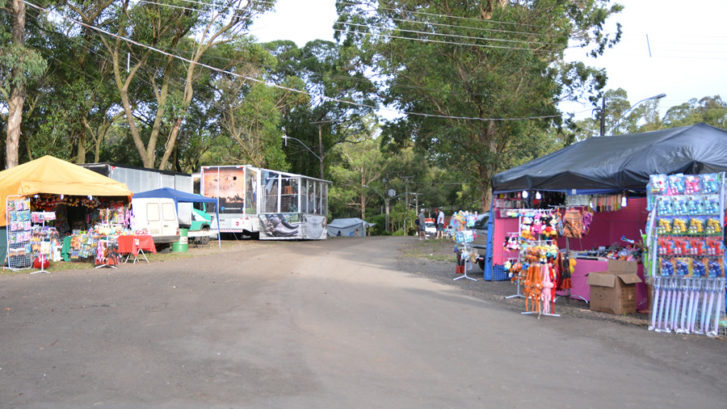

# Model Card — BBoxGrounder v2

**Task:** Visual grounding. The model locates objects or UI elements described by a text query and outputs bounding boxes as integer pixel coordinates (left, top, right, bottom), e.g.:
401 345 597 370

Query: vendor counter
558 257 649 311
61 233 156 264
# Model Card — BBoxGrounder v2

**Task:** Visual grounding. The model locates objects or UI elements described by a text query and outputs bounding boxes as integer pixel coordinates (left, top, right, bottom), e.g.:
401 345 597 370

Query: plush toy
541 264 554 314
531 219 543 235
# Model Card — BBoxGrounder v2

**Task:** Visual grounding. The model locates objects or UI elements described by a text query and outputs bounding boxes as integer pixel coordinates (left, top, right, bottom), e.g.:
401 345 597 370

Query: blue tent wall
483 202 495 281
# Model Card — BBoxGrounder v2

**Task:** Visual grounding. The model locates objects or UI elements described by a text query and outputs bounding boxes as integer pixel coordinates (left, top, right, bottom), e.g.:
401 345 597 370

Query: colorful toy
685 175 701 194
650 174 668 194
687 218 704 236
706 218 721 235
667 174 686 195
701 173 720 194
671 218 687 235
657 218 672 235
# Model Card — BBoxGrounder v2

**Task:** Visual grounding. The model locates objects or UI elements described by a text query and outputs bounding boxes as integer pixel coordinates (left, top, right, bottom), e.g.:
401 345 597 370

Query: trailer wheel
197 227 210 245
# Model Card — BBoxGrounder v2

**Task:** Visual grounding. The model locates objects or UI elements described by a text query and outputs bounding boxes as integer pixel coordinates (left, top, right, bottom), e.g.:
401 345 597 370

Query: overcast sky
249 0 727 119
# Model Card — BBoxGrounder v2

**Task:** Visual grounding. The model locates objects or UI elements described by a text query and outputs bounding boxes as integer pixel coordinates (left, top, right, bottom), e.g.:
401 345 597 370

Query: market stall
486 123 727 320
1 156 133 270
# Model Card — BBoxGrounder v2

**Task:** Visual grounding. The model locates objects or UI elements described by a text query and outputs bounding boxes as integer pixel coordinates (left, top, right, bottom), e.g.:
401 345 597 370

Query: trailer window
245 168 257 214
300 179 308 213
281 175 298 213
263 171 279 213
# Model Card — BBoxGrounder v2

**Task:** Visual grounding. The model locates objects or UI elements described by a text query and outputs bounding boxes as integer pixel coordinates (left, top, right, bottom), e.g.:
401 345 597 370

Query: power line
332 26 560 52
336 0 551 30
334 21 557 47
175 0 548 38
142 0 558 51
24 0 562 122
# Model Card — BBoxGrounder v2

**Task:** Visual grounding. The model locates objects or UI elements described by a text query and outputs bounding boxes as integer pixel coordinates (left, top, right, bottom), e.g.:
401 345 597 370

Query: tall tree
336 0 621 211
0 0 46 168
90 0 273 169
267 39 378 179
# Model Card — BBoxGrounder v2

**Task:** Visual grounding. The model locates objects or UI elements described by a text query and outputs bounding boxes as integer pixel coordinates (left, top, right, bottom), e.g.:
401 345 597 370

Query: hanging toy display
647 172 726 337
508 208 560 318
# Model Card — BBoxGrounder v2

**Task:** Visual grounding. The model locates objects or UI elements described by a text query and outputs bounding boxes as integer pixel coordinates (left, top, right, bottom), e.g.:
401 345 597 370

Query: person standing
436 207 445 239
418 208 426 240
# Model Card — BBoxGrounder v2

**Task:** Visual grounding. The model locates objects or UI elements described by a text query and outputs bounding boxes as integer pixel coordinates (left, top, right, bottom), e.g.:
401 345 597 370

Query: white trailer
200 165 330 240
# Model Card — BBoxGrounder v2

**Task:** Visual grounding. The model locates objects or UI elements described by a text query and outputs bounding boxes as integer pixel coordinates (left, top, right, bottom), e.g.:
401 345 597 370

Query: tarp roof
0 155 132 226
328 218 374 229
492 123 727 193
134 187 216 204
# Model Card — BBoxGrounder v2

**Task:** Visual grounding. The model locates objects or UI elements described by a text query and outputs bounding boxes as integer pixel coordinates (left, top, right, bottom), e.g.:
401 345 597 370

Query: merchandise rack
5 195 33 271
647 173 726 337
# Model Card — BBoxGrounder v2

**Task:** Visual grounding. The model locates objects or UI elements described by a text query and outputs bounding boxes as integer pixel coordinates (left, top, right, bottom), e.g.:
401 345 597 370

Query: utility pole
410 192 421 212
599 96 606 137
401 176 412 210
310 119 334 180
317 124 324 179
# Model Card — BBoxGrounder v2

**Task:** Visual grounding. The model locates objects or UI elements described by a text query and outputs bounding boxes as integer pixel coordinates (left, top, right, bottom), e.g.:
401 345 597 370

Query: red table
117 235 156 263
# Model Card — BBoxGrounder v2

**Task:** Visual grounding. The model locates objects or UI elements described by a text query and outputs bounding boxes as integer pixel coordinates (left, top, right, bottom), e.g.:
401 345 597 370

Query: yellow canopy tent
0 155 132 226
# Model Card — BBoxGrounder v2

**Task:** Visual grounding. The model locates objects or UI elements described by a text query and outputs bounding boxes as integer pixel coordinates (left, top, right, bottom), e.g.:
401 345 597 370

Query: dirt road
1 237 725 408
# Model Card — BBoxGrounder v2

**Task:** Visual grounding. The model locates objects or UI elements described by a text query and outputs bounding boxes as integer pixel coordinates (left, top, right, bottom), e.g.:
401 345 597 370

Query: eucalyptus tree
336 0 622 210
265 39 378 179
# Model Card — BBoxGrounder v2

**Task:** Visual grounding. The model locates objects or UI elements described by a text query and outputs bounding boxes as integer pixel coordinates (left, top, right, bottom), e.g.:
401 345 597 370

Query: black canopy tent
492 123 727 193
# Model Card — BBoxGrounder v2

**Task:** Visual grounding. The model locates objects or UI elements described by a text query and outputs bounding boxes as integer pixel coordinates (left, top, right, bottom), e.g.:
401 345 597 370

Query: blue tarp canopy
134 187 216 205
134 187 220 247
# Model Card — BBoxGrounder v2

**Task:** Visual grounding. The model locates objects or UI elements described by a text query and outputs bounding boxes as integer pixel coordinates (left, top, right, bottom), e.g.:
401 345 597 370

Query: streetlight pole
310 120 334 180
600 93 666 136
282 135 323 178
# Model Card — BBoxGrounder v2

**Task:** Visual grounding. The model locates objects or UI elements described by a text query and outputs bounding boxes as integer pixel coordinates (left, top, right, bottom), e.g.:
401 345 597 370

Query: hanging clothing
563 208 583 239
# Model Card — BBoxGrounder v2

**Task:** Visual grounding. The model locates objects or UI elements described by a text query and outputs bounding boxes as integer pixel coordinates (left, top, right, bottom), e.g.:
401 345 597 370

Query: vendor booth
1 156 133 270
486 123 727 327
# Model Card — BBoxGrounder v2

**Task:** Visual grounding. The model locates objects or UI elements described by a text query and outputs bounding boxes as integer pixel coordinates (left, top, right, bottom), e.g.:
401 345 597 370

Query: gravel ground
1 236 725 409
397 237 688 329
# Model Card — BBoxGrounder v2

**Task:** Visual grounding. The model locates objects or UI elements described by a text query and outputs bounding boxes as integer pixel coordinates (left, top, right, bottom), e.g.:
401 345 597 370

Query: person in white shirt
436 208 445 239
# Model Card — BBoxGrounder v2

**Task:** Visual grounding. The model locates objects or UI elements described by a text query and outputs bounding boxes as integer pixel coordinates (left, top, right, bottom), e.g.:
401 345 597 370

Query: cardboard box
587 260 641 315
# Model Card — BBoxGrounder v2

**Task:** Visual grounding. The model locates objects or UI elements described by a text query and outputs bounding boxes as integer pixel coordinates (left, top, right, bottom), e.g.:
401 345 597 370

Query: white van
131 198 180 244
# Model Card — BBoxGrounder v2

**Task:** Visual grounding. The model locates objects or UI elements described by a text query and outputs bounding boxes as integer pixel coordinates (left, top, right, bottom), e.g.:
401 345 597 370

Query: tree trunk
5 0 26 169
360 173 366 220
76 131 86 163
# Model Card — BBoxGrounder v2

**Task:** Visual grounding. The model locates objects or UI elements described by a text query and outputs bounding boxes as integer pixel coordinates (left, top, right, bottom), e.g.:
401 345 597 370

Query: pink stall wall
493 216 519 265
556 197 649 251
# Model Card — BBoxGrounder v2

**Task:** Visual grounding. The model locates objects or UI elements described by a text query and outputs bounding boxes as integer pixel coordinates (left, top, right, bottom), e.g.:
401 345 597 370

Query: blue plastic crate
492 264 509 281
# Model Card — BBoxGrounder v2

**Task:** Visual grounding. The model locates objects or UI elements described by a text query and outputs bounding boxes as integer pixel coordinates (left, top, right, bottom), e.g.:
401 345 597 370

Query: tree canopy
1 0 723 233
